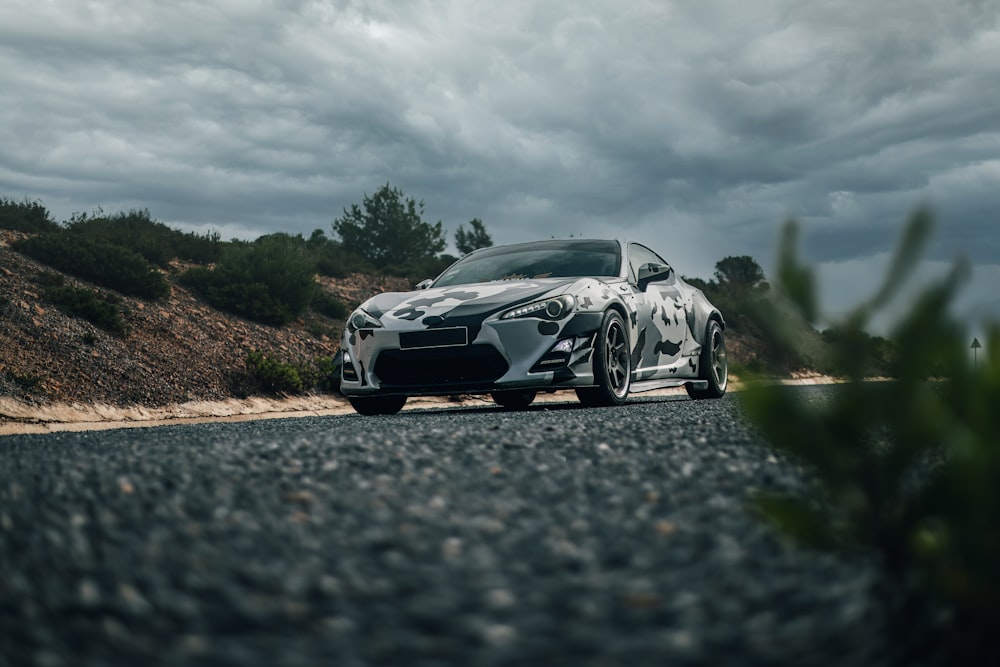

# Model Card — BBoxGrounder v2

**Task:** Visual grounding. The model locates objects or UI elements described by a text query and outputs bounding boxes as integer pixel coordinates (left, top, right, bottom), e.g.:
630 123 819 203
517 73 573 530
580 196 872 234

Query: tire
686 319 727 400
576 310 631 407
348 395 407 415
490 390 537 409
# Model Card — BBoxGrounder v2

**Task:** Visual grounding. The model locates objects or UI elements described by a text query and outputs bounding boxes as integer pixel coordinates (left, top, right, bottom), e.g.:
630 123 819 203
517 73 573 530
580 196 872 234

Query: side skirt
630 378 708 394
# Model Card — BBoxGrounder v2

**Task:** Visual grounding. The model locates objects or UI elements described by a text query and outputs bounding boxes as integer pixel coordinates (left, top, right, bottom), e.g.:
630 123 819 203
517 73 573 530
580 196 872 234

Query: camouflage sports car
340 238 727 415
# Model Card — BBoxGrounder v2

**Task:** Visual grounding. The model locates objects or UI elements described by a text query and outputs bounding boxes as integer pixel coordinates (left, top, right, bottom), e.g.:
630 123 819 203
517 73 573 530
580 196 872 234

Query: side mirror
637 263 673 290
415 279 434 290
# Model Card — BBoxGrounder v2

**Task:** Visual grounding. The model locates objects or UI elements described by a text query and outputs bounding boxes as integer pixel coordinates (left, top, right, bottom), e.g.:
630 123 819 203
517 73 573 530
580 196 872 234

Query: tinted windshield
433 240 621 287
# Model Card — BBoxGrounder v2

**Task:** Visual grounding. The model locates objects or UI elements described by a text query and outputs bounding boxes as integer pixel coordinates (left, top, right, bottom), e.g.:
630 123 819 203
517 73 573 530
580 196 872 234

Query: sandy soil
0 391 655 435
0 374 848 436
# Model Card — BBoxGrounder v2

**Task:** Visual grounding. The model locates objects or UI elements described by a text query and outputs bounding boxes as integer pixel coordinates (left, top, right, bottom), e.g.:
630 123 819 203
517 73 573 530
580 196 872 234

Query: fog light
530 338 574 372
342 352 359 382
551 338 574 354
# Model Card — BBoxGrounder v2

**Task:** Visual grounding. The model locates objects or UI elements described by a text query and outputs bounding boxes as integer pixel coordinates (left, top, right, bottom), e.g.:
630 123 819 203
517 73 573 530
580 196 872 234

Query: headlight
500 295 576 321
347 307 383 331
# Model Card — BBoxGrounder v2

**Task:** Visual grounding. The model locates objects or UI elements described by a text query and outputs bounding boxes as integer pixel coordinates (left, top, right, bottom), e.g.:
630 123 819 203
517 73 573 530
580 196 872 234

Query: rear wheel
576 310 631 407
348 395 407 415
686 320 727 399
490 390 537 409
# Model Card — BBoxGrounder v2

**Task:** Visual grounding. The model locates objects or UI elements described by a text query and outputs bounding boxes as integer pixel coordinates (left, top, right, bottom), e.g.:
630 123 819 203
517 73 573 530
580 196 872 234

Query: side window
628 244 670 283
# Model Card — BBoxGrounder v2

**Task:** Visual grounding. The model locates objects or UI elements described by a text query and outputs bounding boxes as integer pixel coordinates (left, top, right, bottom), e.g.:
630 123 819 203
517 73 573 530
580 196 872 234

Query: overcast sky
2 0 998 334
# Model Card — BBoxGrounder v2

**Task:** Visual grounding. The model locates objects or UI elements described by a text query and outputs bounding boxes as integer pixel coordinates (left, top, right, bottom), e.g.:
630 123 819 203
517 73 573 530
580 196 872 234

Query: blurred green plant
686 255 825 374
742 208 998 662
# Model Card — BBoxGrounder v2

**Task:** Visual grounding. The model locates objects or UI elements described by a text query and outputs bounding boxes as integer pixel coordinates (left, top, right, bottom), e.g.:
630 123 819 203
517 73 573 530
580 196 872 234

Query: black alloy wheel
576 310 631 407
686 319 727 400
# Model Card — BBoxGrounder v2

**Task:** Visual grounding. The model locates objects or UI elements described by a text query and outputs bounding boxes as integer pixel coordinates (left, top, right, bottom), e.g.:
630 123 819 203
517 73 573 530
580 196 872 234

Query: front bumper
340 312 603 396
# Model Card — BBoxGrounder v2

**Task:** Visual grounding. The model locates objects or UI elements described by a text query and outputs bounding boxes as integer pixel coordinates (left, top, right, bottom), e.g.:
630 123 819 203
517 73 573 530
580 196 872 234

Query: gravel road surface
2 391 902 666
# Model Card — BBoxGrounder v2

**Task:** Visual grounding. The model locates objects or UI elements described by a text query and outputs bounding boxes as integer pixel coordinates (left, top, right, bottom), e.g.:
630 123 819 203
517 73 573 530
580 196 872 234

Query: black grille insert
399 327 468 350
375 345 508 387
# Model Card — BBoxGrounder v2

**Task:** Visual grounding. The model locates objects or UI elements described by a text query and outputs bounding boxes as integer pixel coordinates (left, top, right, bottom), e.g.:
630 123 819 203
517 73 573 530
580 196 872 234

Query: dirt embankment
0 229 413 432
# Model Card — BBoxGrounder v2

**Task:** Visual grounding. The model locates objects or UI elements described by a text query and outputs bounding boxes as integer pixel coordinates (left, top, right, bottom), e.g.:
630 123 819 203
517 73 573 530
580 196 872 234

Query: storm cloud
2 0 998 329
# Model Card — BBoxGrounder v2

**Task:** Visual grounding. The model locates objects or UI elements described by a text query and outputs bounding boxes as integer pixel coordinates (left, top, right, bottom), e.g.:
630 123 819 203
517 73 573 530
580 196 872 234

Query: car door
627 243 692 380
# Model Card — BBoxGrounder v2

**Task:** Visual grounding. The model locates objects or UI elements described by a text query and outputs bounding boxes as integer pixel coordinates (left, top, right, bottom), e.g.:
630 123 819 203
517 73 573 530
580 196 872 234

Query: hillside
0 229 410 409
1 228 780 417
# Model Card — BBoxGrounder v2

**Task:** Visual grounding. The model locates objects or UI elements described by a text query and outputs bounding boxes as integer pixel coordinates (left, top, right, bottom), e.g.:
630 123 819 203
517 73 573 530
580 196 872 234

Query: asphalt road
1 390 901 666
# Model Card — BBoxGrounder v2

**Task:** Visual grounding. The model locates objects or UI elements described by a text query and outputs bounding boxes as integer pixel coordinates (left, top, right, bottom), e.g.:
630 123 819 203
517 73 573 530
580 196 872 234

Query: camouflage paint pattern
341 242 723 398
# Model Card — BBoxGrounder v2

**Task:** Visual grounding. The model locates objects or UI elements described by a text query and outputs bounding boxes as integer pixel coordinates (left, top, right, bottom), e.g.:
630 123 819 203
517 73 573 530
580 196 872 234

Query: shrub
180 234 317 325
66 209 223 266
742 208 999 662
313 355 341 392
7 369 43 392
0 197 60 233
306 230 375 278
243 351 305 394
34 270 66 289
312 292 349 320
388 253 457 282
13 233 169 299
241 351 342 395
43 285 126 333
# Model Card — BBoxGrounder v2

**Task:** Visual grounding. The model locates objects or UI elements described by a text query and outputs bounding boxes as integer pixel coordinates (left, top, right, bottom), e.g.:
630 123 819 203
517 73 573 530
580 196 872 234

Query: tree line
0 187 495 328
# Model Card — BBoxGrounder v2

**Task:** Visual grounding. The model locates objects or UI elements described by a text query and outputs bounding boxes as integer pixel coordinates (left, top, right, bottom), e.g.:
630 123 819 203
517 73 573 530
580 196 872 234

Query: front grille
375 344 509 388
399 327 468 350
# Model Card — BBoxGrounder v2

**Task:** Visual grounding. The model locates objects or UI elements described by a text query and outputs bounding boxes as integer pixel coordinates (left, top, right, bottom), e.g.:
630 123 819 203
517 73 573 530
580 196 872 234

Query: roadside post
971 337 982 370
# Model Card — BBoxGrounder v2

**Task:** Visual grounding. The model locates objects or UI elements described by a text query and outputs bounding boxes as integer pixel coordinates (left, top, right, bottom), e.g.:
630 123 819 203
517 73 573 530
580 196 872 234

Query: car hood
363 278 584 326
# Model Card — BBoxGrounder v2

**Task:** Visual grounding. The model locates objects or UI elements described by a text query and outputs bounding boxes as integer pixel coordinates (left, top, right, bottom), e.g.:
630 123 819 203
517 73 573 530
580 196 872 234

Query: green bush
66 209 223 266
241 351 340 395
312 292 349 320
742 208 999 661
180 234 318 325
34 270 66 289
44 284 126 333
313 355 341 392
6 369 43 392
307 230 375 278
13 233 170 300
244 351 305 394
389 253 457 282
0 197 60 233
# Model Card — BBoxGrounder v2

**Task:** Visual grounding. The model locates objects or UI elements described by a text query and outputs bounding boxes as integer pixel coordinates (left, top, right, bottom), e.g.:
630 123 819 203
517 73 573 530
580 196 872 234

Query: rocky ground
0 394 929 667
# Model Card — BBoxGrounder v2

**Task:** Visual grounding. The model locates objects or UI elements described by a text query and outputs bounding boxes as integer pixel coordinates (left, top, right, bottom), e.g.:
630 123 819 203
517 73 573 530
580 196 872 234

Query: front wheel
686 320 727 400
576 310 631 407
490 390 537 409
348 395 407 415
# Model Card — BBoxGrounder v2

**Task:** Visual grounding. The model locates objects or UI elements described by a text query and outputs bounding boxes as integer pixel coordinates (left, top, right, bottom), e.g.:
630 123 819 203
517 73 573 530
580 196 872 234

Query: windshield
433 240 621 287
